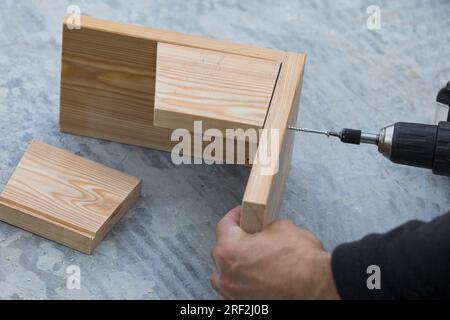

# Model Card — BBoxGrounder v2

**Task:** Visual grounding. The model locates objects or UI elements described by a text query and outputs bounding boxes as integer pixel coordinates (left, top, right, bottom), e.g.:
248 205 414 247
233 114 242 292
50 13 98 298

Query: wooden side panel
60 16 285 153
0 200 94 253
241 53 306 233
0 141 142 254
60 23 174 151
154 43 280 133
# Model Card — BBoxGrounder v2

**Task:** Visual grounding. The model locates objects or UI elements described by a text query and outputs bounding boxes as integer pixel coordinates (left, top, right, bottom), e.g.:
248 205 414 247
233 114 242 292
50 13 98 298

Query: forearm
331 212 450 299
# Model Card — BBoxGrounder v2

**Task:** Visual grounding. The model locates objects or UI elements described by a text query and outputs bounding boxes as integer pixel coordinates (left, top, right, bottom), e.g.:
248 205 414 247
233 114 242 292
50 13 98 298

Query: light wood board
241 53 306 233
0 141 142 254
154 43 280 133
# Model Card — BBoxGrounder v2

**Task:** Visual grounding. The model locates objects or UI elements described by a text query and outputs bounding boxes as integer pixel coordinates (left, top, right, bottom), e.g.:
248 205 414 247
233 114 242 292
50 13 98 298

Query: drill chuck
378 123 438 169
334 128 379 145
360 122 450 176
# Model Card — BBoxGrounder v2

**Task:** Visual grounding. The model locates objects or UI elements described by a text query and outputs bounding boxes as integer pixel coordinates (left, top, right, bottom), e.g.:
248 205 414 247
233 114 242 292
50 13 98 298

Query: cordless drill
290 82 450 176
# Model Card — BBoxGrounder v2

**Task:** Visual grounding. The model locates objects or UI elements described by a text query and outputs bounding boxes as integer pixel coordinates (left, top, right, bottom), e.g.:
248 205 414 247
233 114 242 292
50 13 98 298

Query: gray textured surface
0 0 449 299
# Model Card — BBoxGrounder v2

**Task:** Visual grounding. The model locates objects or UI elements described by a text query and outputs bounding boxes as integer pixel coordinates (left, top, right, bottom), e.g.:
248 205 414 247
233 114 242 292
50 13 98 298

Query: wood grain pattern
60 16 284 156
59 15 306 231
0 141 142 254
241 53 306 233
154 43 280 133
76 16 285 61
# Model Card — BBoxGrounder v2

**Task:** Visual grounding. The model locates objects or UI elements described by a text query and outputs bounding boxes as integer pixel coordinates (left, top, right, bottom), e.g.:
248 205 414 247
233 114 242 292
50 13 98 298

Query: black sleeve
331 212 450 299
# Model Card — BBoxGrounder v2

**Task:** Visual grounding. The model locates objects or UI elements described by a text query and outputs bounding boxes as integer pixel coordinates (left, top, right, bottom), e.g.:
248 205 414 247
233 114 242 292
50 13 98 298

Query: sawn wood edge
241 52 306 233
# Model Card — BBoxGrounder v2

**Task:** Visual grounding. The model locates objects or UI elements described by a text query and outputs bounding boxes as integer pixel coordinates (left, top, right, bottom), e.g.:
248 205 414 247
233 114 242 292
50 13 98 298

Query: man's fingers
216 206 244 242
210 272 230 300
212 206 247 300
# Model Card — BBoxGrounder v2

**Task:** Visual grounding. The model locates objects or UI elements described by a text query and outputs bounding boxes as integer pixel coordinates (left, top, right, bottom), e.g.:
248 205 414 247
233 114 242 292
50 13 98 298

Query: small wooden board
0 141 142 254
154 43 281 133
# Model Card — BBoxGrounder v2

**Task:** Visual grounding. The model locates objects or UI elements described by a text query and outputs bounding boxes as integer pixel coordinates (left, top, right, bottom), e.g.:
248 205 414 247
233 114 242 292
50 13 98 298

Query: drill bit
288 126 341 138
289 126 380 145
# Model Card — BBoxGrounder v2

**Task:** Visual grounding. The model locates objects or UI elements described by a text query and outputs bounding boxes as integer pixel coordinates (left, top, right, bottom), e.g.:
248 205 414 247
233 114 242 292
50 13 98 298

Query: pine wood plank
241 53 306 233
154 43 281 133
0 141 142 254
60 16 284 155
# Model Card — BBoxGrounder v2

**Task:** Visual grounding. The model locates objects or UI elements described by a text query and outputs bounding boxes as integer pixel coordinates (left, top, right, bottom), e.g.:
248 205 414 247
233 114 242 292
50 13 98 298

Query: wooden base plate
0 141 142 254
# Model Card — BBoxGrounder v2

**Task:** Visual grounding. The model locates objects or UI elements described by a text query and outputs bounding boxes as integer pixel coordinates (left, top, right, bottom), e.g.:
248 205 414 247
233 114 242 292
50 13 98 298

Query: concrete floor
0 0 449 299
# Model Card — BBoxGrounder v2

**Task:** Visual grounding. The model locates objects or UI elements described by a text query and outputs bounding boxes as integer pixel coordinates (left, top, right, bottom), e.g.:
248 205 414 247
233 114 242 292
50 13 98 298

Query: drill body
339 122 450 176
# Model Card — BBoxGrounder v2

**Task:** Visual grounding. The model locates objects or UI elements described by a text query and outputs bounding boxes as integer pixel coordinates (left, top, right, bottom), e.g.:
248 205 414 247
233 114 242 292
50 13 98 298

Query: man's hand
211 206 340 299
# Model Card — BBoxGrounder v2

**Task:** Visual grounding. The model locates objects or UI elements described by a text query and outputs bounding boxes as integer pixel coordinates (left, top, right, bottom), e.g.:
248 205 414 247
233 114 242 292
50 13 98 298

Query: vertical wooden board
0 141 142 254
241 53 306 233
154 43 281 133
59 23 175 151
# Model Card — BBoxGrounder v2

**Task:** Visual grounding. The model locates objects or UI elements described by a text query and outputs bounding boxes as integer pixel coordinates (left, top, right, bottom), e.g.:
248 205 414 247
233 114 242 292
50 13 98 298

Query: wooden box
60 16 306 232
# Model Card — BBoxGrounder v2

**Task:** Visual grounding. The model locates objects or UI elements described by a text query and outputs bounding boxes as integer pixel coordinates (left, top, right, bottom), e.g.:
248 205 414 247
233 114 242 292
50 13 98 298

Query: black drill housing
390 82 450 176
